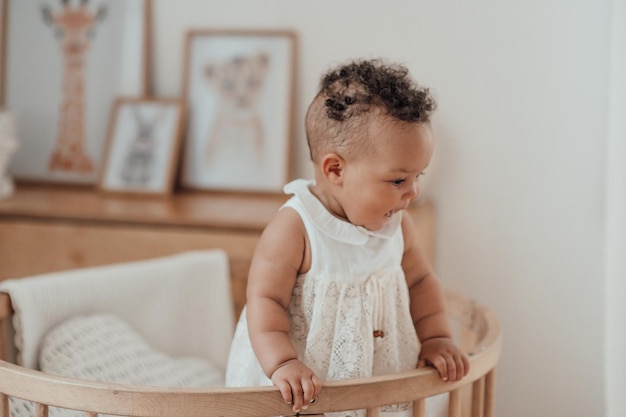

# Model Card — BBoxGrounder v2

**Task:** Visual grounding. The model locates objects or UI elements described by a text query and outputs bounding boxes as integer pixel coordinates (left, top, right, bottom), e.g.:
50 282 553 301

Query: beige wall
606 1 626 416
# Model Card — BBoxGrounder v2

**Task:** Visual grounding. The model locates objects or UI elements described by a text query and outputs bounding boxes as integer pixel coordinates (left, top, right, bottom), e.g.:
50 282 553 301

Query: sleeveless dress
225 179 439 417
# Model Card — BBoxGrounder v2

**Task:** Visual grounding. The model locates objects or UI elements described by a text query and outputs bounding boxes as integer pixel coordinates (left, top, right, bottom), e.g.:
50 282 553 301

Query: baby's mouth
385 210 393 219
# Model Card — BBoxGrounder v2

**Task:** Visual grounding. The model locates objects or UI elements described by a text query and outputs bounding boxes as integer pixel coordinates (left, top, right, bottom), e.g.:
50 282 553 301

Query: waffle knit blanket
0 250 234 370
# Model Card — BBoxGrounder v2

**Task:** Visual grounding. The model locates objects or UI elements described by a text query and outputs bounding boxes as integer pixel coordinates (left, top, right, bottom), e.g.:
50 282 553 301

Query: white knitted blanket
0 250 234 370
10 313 225 417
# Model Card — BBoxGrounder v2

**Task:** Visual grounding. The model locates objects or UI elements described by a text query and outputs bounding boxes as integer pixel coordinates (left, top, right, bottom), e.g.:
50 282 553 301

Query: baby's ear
321 153 344 184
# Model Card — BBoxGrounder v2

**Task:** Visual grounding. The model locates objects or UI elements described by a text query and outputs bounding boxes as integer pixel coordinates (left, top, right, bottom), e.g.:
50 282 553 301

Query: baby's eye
391 179 406 186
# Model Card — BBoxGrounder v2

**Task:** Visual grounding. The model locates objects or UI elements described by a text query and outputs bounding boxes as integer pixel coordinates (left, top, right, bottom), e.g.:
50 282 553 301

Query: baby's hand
417 337 469 382
271 359 322 413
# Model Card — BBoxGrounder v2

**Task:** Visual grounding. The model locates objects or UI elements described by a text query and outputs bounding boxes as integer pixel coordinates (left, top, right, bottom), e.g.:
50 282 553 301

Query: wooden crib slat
412 399 425 417
0 294 11 321
85 412 98 417
484 370 496 417
448 389 461 417
0 320 5 363
471 376 485 417
0 294 11 362
366 406 380 417
36 403 49 417
0 393 8 417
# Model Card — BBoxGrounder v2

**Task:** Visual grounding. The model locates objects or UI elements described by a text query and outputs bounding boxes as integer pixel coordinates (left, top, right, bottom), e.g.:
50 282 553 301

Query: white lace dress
225 179 443 416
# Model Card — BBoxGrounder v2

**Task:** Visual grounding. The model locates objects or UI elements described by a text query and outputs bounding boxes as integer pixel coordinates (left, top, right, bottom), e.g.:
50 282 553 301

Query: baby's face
336 119 433 231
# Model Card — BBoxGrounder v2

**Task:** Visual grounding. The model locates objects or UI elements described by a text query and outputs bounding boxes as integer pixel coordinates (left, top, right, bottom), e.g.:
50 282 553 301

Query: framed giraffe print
180 29 297 194
1 0 151 185
99 97 185 195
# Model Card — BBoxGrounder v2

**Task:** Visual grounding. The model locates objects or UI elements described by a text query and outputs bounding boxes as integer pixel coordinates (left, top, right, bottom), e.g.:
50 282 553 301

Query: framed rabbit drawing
98 97 185 195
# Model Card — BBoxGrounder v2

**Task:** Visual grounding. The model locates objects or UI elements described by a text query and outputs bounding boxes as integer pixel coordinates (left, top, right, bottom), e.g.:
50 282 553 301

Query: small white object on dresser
0 110 18 200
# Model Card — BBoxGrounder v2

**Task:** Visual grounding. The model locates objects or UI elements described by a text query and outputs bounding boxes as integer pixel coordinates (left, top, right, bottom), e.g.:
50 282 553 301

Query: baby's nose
404 179 420 201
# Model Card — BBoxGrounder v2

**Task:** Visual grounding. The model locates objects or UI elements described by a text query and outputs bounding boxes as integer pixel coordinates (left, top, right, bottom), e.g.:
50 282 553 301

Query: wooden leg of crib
36 403 49 417
0 393 8 417
0 293 11 362
471 376 486 417
484 370 496 417
0 319 6 362
412 399 425 417
448 389 461 417
366 406 381 417
0 325 4 362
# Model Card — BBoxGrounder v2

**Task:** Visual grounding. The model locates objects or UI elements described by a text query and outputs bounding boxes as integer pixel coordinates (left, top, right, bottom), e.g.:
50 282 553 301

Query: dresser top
0 184 289 232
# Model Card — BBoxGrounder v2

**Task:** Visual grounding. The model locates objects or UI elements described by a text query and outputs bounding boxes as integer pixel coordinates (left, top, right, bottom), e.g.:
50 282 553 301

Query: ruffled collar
283 179 402 245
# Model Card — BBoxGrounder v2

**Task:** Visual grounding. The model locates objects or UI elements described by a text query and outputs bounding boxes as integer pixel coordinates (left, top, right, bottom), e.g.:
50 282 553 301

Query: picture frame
181 29 297 193
0 0 151 185
98 97 185 195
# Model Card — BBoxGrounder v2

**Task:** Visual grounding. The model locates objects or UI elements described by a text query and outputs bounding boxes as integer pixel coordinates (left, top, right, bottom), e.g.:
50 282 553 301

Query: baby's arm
401 212 469 382
246 208 322 412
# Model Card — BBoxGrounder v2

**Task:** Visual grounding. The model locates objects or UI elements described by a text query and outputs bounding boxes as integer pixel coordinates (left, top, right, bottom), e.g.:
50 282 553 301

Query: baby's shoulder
258 207 306 249
251 207 309 275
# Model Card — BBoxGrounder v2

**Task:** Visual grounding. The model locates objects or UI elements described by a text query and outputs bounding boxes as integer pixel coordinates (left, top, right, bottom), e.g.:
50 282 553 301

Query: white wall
606 0 626 416
152 1 613 416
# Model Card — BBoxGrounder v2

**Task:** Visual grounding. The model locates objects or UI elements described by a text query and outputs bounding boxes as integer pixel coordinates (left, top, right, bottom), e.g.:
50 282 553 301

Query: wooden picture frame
181 29 297 193
98 97 185 195
1 0 151 185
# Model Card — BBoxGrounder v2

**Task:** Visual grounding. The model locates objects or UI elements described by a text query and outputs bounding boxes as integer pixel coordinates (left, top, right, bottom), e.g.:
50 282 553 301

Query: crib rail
0 289 501 417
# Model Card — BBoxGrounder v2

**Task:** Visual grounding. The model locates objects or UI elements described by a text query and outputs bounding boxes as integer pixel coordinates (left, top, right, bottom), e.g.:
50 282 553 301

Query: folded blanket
0 250 234 370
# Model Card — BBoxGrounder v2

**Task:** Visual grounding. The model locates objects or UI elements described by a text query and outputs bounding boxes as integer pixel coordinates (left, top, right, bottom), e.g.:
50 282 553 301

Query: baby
225 58 469 416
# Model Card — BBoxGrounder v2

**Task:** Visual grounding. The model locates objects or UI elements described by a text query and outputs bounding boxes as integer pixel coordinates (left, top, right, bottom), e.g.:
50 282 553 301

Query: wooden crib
0 287 500 417
0 189 501 417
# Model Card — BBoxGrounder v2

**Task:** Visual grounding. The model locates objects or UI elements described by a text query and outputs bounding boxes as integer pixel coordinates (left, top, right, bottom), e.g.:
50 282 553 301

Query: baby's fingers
309 374 323 405
300 376 319 408
290 382 305 412
451 354 468 381
440 352 470 382
444 354 458 382
424 355 453 382
274 379 293 407
430 355 453 382
434 353 470 382
271 361 322 412
294 375 323 411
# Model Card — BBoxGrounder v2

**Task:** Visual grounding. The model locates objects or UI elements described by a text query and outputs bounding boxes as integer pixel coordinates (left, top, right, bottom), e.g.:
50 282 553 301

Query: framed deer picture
181 29 297 194
98 97 185 195
0 0 151 185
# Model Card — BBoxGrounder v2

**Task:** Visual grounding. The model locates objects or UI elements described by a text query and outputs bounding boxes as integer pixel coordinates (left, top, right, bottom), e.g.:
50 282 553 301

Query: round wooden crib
0 288 500 417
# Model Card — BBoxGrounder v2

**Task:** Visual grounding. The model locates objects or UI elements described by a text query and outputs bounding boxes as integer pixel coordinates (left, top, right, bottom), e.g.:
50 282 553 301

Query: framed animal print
99 97 185 195
0 0 151 185
181 29 297 193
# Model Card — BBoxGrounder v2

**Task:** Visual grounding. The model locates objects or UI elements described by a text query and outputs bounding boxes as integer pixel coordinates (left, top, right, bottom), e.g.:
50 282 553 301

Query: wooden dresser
0 185 435 316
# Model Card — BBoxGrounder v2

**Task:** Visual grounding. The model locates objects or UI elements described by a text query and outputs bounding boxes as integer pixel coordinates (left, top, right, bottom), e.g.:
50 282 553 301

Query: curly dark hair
305 58 436 162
